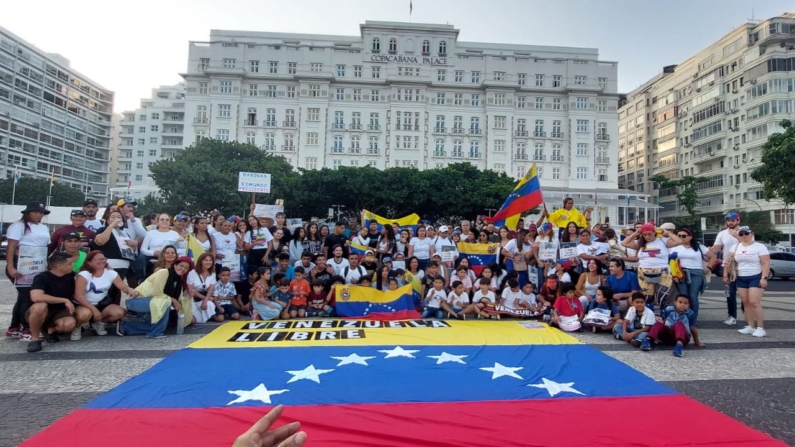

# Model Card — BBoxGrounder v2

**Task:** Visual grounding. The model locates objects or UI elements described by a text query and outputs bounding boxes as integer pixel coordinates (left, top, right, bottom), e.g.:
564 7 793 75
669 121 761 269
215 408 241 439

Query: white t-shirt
624 305 657 329
84 218 103 232
447 290 469 308
432 237 458 258
670 245 709 270
78 269 119 305
576 241 609 268
244 228 274 251
637 238 669 270
500 287 522 309
6 221 50 247
212 231 238 260
141 230 182 256
294 260 316 271
327 257 350 276
713 229 739 256
472 289 496 305
187 270 217 294
425 288 446 308
343 265 367 284
518 292 537 307
731 242 769 276
504 239 532 256
409 237 433 259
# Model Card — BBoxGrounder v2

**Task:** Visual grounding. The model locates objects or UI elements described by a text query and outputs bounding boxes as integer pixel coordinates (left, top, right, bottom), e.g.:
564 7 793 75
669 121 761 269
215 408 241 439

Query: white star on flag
377 346 420 358
227 383 289 406
427 352 468 365
528 378 585 397
331 353 376 366
479 362 524 380
285 364 335 384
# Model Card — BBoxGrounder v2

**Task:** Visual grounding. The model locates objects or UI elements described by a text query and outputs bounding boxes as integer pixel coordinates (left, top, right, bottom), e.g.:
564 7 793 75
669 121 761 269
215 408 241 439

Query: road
0 264 793 446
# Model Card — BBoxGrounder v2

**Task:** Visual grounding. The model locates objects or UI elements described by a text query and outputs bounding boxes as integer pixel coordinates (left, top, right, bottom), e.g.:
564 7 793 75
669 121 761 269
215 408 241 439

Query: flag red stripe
344 310 421 320
490 189 543 221
22 395 785 447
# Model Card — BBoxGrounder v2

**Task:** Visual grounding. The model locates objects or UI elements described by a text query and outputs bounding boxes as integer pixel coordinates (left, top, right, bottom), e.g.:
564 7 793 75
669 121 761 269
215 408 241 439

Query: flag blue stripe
85 344 674 409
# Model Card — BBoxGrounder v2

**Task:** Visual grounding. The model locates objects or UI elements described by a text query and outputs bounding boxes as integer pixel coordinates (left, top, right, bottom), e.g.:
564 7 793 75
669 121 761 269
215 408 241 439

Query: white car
768 252 795 280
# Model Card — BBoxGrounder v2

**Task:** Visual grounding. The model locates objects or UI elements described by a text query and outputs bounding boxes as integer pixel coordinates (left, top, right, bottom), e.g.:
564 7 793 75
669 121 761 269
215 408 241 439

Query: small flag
127 180 132 190
13 167 20 184
410 0 413 15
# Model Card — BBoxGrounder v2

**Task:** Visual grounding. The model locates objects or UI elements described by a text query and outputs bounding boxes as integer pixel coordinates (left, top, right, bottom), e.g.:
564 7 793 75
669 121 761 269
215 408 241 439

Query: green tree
148 139 295 216
751 119 795 217
651 175 709 217
0 177 86 207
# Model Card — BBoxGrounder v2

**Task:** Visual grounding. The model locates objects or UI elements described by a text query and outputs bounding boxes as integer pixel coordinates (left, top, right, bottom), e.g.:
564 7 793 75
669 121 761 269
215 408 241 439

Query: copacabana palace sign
370 55 449 65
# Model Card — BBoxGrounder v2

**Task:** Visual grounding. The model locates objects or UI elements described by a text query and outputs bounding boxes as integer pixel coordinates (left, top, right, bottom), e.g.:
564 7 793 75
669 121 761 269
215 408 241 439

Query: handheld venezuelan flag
334 284 420 320
348 241 370 258
362 210 420 234
486 164 543 229
185 233 206 264
457 242 499 275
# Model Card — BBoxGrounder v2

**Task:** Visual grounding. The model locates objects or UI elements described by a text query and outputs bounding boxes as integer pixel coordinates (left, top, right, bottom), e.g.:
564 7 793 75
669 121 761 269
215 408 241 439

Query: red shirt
308 290 326 307
288 279 310 306
553 295 582 317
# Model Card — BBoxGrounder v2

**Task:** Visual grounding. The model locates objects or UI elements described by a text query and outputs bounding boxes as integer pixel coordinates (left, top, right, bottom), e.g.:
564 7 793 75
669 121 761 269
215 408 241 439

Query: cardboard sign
15 246 47 286
538 242 558 261
253 204 284 219
238 172 271 193
440 245 458 262
559 242 578 259
222 256 242 282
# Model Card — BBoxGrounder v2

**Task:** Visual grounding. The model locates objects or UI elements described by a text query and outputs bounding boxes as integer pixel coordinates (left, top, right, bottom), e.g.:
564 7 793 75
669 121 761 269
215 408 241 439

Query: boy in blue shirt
641 294 704 357
273 253 295 281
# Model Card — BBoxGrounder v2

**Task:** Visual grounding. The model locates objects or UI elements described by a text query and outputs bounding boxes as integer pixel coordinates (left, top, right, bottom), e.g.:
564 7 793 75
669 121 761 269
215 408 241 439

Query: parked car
0 238 6 258
768 252 795 280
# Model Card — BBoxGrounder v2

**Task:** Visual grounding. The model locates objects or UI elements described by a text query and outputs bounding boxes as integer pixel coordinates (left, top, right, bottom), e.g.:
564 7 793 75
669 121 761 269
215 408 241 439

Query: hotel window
246 132 256 145
371 90 380 102
309 85 320 97
518 73 526 86
222 58 236 68
286 86 296 98
577 143 588 156
455 70 463 82
517 96 525 108
552 168 561 179
149 149 157 156
198 82 208 95
597 100 607 112
267 85 277 98
439 40 447 56
335 88 344 100
248 84 258 97
471 71 480 83
436 93 445 105
576 120 589 132
305 157 317 170
494 71 505 81
218 105 230 117
494 93 506 106
553 98 561 110
149 137 157 143
372 66 381 78
494 140 505 152
389 38 397 54
220 81 232 94
575 75 587 85
138 139 145 145
372 38 380 53
268 61 278 74
494 116 506 129
422 40 431 56
199 58 209 70
471 94 480 106
454 94 463 105
535 74 544 87
310 63 323 72
553 75 561 87
336 65 346 77
576 97 588 109
535 97 543 109
354 65 362 77
250 61 260 73
576 167 588 180
306 132 318 145
216 129 229 141
288 62 296 74
437 70 446 81
353 89 362 101
307 108 320 121
598 77 607 89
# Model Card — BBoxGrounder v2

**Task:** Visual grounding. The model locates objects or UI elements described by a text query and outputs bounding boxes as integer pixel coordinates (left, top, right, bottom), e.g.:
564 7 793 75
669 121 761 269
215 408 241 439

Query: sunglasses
738 231 750 236
677 233 688 238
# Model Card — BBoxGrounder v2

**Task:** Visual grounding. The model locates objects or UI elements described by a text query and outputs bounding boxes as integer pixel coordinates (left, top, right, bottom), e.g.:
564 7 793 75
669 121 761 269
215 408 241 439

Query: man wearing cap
83 199 102 232
61 232 87 272
432 225 459 271
659 223 676 243
48 209 95 255
711 211 743 325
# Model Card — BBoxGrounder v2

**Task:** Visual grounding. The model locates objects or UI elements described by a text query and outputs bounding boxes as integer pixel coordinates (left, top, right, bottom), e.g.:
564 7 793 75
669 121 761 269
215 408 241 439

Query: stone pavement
1 267 793 446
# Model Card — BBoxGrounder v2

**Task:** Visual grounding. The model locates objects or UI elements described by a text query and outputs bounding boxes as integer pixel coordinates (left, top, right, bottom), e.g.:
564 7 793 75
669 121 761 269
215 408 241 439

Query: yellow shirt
133 269 193 323
548 207 588 229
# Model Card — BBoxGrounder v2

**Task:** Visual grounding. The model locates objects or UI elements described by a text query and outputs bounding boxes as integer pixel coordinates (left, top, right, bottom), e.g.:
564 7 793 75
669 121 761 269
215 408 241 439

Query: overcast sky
2 0 792 112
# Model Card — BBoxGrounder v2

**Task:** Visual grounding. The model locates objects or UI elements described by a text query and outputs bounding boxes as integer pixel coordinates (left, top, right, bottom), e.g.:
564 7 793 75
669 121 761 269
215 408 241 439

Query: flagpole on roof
409 0 413 21
46 167 55 208
11 167 19 205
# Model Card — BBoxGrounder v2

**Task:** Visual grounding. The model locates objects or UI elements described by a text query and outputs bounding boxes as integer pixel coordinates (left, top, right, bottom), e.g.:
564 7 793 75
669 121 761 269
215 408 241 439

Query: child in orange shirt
288 267 311 318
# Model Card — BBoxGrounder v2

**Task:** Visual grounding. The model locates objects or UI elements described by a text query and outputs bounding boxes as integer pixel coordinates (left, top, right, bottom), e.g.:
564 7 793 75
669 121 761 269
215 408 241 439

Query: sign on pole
237 172 271 193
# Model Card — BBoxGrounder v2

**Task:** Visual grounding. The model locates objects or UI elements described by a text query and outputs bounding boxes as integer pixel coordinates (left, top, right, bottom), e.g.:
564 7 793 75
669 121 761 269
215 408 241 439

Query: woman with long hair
622 222 683 310
407 226 433 271
561 222 580 243
319 225 330 249
209 213 225 235
725 226 771 337
90 210 137 304
153 245 178 273
140 213 180 277
671 227 715 318
373 264 393 291
244 214 273 273
4 202 51 340
376 225 396 261
264 229 288 268
188 253 220 324
74 250 134 336
406 256 425 282
192 216 216 260
575 258 606 309
235 219 250 254
289 226 307 264
395 229 411 257
305 223 322 255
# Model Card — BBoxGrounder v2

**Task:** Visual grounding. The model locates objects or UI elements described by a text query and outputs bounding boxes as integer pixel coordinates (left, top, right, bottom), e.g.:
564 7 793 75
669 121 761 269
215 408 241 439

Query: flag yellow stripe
336 284 413 304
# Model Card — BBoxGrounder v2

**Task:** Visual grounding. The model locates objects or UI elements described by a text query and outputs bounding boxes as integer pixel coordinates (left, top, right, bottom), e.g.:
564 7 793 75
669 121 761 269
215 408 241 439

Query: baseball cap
117 199 137 207
438 225 450 233
63 231 81 241
383 257 393 263
725 211 740 220
365 250 375 256
83 199 98 206
738 225 753 233
540 222 552 232
660 223 676 231
174 213 189 222
70 209 87 217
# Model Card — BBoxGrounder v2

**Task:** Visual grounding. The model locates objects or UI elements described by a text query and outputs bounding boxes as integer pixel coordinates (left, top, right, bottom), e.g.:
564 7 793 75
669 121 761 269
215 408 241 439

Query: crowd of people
4 197 771 357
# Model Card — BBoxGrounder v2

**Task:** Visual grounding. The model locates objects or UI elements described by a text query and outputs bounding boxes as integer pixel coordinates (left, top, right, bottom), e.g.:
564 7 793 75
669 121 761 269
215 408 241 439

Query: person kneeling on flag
640 294 705 357
550 283 584 332
446 280 473 319
422 277 447 319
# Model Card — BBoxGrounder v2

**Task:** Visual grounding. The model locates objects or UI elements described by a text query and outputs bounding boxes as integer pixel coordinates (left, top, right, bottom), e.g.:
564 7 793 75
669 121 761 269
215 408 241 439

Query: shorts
451 307 465 314
288 305 307 313
26 306 74 329
736 273 762 289
305 306 328 317
216 303 239 316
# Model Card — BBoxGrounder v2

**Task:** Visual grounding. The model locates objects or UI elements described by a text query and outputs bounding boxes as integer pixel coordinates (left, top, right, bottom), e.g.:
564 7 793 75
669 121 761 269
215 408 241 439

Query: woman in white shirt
407 226 433 270
244 217 274 272
725 226 770 338
289 227 307 264
212 220 238 271
188 253 220 324
74 250 137 336
670 227 715 318
141 213 181 276
5 202 51 340
191 217 216 259
621 222 683 310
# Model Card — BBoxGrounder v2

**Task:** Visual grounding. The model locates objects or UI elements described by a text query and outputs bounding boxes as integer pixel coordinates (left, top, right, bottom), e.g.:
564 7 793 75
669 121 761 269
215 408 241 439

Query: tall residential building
108 113 122 189
619 13 795 241
180 22 626 205
112 84 186 201
0 26 114 204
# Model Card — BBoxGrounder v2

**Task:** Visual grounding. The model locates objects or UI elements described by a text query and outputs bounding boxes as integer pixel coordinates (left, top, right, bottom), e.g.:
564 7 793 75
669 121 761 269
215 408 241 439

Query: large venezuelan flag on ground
23 320 786 446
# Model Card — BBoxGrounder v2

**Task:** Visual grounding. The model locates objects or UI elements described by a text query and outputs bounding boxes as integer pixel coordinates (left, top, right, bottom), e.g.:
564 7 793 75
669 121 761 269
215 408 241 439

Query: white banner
559 242 578 259
253 204 284 219
15 246 48 287
222 256 242 282
538 242 558 261
238 172 271 193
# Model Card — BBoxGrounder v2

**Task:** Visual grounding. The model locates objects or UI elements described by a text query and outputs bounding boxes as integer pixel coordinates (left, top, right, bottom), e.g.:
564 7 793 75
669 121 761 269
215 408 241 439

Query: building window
309 85 320 97
454 94 463 105
576 97 588 109
372 38 380 53
576 119 588 132
354 65 362 77
306 157 317 170
306 132 318 145
222 59 236 68
150 137 157 143
471 94 480 107
517 96 526 108
436 93 445 105
265 109 276 126
494 140 506 153
434 139 445 156
535 97 544 109
471 71 480 83
151 113 160 120
598 77 607 90
246 132 256 145
288 62 297 74
135 175 142 182
455 70 463 82
249 84 258 97
495 116 506 129
310 63 323 72
576 167 588 180
372 66 380 78
437 70 446 81
249 61 260 73
335 88 344 100
494 71 505 81
198 82 208 95
368 136 379 153
336 65 346 77
389 38 397 54
534 120 544 136
552 167 561 179
334 111 344 129
353 89 361 101
220 81 232 94
307 108 320 121
470 140 480 158
576 143 588 156
138 138 145 145
266 85 277 98
422 40 431 55
264 133 275 150
553 98 561 110
494 93 506 106
533 143 544 160
199 58 209 70
535 74 544 87
287 86 296 98
216 129 229 141
371 90 380 102
553 75 561 87
574 75 587 85
597 122 608 139
138 127 145 133
518 73 526 86
369 113 380 129
597 100 607 112
269 61 278 74
552 120 562 137
439 40 447 56
470 117 480 132
150 125 159 132
332 135 344 153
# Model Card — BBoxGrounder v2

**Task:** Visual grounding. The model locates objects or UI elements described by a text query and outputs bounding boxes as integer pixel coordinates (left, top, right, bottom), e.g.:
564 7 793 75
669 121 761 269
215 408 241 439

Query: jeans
676 269 705 318
422 307 443 319
725 280 738 319
10 287 32 330
121 298 170 337
417 258 429 271
612 324 648 342
647 321 690 346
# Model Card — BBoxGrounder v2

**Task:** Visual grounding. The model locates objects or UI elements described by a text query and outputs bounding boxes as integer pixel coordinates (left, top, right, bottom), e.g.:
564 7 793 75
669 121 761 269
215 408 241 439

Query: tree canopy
144 139 518 222
651 175 710 217
751 119 795 209
0 177 86 207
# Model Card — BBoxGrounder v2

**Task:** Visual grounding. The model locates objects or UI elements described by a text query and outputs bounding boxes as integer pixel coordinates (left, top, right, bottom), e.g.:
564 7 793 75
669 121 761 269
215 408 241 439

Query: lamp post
485 208 496 217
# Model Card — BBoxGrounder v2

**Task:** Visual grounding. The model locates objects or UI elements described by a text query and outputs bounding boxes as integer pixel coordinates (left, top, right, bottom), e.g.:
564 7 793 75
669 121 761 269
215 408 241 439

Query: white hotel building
178 21 652 223
0 26 114 204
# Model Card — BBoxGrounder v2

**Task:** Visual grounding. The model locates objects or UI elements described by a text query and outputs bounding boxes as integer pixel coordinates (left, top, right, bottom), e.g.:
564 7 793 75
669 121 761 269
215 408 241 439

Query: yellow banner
189 320 581 349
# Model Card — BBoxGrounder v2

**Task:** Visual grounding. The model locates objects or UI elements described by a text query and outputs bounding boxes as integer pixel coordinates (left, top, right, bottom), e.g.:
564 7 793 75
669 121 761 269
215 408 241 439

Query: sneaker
752 327 767 338
630 339 643 348
146 334 167 339
738 326 756 335
5 328 20 339
91 322 108 336
673 344 684 357
18 330 32 342
640 338 652 351
613 333 621 340
457 313 466 320
70 326 82 341
723 316 737 326
27 340 42 353
45 333 60 343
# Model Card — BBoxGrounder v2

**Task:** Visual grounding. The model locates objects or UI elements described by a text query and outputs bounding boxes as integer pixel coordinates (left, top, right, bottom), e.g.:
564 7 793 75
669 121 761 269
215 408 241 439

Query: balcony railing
244 120 258 126
596 134 610 142
350 123 362 130
367 148 380 155
597 157 610 164
349 147 361 154
451 151 464 158
264 121 277 127
469 152 481 159
193 117 208 124
533 131 546 138
262 145 275 151
433 127 447 134
283 121 297 128
551 132 564 139
331 146 344 153
469 128 482 135
515 130 528 137
332 123 345 130
367 124 381 131
515 154 528 160
551 155 564 162
452 127 464 134
533 155 546 161
281 145 295 152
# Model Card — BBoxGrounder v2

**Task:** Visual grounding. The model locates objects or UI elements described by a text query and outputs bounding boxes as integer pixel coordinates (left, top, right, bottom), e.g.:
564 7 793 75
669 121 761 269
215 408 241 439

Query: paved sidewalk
1 270 793 446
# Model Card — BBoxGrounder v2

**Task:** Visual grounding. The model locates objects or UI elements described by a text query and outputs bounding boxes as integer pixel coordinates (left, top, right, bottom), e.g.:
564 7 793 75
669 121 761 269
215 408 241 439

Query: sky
2 0 792 113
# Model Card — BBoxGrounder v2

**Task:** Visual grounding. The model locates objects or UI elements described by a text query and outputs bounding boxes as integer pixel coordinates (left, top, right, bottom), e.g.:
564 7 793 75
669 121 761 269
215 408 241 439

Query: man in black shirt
366 221 380 249
26 252 89 353
234 268 260 315
323 221 350 259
